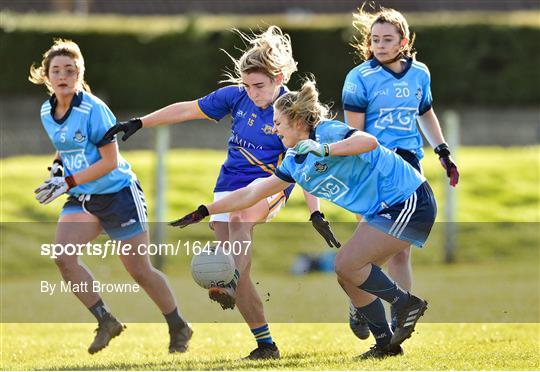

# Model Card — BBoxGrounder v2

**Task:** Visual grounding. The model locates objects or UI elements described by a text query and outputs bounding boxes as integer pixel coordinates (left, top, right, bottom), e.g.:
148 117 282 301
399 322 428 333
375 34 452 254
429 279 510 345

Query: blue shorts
365 182 437 247
395 148 423 174
61 181 148 240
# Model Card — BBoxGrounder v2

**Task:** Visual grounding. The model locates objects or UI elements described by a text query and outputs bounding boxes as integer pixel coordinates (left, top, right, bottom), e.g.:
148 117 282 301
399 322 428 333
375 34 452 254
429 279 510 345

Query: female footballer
342 6 459 340
30 39 192 355
171 79 437 359
103 26 338 360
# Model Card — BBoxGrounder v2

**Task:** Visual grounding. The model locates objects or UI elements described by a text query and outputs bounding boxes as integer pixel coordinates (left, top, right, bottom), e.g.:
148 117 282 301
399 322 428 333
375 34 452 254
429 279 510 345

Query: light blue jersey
275 120 426 217
342 58 432 159
40 91 135 195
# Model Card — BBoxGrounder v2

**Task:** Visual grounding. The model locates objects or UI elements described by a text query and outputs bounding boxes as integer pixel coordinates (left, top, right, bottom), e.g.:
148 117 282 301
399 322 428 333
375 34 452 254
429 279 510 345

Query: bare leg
54 212 103 307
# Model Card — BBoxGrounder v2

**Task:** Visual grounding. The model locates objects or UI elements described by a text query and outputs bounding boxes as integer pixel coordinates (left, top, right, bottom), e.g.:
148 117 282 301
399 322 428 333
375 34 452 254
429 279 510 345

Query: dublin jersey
342 58 432 159
40 91 135 195
274 120 425 217
198 85 290 192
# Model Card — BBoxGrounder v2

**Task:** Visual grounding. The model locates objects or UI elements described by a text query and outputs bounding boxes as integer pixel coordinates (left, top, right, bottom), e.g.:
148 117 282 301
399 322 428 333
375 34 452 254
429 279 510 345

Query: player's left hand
434 143 459 187
169 205 210 228
310 211 341 248
34 177 69 204
294 139 329 157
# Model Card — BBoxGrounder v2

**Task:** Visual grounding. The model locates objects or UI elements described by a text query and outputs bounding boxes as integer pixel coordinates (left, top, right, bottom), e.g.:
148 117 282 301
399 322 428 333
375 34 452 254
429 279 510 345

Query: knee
334 253 354 282
390 248 411 266
128 267 154 287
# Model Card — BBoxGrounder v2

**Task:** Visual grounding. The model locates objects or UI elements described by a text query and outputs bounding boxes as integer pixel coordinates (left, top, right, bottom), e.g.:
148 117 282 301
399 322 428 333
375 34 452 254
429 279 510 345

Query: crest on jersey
73 130 86 143
262 124 274 135
415 87 423 100
314 161 328 173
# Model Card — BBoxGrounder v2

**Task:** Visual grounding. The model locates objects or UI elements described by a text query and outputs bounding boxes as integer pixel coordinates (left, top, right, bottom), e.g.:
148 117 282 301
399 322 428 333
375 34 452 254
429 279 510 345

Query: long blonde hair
274 77 333 130
29 38 91 94
222 26 297 84
351 4 416 62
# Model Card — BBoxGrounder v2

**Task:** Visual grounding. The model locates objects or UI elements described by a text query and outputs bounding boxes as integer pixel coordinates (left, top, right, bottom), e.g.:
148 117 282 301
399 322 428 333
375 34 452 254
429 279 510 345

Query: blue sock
356 298 392 346
251 324 273 345
358 264 409 308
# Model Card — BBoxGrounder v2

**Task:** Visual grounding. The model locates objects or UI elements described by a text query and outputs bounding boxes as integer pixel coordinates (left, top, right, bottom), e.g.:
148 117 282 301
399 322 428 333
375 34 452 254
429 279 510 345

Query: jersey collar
49 91 84 124
371 57 413 79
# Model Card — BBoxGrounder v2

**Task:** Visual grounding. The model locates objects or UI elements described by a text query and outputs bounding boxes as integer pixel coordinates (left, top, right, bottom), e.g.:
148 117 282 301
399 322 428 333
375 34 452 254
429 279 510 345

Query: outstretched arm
170 175 292 228
209 175 291 215
103 100 208 141
140 100 207 128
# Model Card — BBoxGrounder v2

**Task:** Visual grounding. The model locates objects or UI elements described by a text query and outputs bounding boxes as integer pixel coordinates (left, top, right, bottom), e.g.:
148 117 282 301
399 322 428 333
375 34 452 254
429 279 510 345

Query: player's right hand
48 159 64 178
102 118 143 142
169 205 210 228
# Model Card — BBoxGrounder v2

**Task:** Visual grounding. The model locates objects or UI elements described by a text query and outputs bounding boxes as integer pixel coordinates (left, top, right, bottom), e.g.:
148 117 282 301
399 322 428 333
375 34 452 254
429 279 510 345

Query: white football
191 247 236 289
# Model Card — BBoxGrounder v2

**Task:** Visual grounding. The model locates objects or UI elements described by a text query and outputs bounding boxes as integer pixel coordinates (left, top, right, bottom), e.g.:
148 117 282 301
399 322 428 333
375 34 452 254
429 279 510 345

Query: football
191 246 236 289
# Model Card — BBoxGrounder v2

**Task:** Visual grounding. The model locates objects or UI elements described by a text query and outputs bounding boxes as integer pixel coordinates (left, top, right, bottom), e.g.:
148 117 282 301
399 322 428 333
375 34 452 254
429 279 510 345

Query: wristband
197 204 210 217
434 143 451 157
65 175 77 189
323 144 330 157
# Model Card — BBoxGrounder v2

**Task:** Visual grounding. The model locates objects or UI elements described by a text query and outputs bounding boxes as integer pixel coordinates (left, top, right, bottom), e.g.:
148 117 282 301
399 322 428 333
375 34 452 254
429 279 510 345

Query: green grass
1 146 538 223
1 323 538 370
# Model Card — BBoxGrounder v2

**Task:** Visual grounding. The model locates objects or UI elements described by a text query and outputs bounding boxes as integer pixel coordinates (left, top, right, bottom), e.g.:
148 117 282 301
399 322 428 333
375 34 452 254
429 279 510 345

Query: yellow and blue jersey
40 91 135 195
342 58 433 159
198 85 292 196
275 120 425 217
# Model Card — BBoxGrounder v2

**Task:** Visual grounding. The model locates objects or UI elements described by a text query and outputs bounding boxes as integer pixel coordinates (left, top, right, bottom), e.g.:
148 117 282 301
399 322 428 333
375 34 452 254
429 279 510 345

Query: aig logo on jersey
73 130 86 143
310 175 349 202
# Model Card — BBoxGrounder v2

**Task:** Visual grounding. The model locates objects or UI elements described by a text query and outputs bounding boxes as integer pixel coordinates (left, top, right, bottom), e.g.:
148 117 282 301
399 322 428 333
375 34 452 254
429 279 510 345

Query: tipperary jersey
275 120 425 217
342 58 433 159
40 91 135 195
198 85 290 192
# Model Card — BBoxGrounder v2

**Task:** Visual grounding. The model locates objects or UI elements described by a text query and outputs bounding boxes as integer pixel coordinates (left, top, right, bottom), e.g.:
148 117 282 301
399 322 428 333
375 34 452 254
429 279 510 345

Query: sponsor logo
380 213 392 220
121 219 136 228
374 88 388 97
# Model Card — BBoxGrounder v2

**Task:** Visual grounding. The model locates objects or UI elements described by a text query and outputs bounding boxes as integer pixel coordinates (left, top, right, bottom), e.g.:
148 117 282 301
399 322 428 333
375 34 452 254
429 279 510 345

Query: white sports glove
48 159 64 178
294 139 330 157
34 177 69 204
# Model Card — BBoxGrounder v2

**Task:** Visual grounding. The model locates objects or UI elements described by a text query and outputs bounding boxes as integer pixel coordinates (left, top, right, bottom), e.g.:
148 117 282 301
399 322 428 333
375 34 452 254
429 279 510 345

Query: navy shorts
61 181 148 240
395 148 423 174
365 182 437 247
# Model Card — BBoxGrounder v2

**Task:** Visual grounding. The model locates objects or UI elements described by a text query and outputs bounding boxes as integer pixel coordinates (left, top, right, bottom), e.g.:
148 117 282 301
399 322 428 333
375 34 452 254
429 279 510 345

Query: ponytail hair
274 76 333 130
221 25 297 84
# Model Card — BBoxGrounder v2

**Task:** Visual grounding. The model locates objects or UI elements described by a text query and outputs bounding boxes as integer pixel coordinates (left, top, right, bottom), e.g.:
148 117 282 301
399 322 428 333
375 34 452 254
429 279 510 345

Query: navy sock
356 298 392 346
251 324 273 345
164 307 187 332
358 264 409 308
88 299 110 324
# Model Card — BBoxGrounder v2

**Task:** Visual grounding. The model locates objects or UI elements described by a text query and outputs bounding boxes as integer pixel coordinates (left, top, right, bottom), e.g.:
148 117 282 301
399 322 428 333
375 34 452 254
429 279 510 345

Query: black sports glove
169 205 210 228
434 143 459 187
310 211 341 248
47 159 63 178
102 118 143 142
